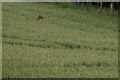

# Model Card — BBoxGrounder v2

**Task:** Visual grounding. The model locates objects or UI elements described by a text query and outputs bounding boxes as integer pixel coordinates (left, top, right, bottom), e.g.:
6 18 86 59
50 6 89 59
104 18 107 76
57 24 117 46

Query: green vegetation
2 2 118 78
51 2 118 17
0 37 1 78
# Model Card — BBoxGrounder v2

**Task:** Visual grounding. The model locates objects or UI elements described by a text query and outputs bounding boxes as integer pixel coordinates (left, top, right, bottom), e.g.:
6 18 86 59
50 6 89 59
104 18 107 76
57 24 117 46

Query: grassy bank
2 2 118 78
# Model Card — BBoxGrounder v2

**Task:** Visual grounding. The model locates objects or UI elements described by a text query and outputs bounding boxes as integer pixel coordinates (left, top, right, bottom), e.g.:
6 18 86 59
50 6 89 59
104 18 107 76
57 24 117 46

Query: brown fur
36 15 43 20
25 15 43 20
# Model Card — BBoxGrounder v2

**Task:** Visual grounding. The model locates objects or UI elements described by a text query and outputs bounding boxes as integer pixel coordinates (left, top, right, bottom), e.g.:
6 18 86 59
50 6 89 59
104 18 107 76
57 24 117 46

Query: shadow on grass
3 34 117 52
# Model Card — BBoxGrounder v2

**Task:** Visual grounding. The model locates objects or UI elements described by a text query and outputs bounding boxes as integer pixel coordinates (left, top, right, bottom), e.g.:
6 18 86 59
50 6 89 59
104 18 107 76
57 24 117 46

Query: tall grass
50 2 118 17
2 2 118 78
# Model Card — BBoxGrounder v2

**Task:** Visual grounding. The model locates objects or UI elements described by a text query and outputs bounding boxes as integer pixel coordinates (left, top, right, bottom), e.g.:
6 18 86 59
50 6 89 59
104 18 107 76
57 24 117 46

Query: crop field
2 2 118 78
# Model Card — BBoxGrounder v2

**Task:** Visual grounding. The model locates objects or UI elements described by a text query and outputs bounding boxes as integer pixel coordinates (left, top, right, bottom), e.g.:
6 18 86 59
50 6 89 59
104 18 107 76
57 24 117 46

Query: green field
2 2 118 78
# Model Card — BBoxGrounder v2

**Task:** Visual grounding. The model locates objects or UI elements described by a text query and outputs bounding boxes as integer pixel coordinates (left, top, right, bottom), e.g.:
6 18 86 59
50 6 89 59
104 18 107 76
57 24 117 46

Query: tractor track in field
2 34 117 52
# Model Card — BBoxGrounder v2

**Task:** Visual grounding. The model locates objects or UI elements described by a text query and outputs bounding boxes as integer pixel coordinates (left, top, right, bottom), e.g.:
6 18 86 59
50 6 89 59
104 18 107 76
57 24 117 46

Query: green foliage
52 2 118 17
56 2 77 9
2 2 118 78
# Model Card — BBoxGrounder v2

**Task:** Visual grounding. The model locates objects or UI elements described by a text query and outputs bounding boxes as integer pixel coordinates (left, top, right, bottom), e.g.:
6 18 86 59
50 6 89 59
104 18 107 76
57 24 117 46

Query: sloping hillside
2 2 118 78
